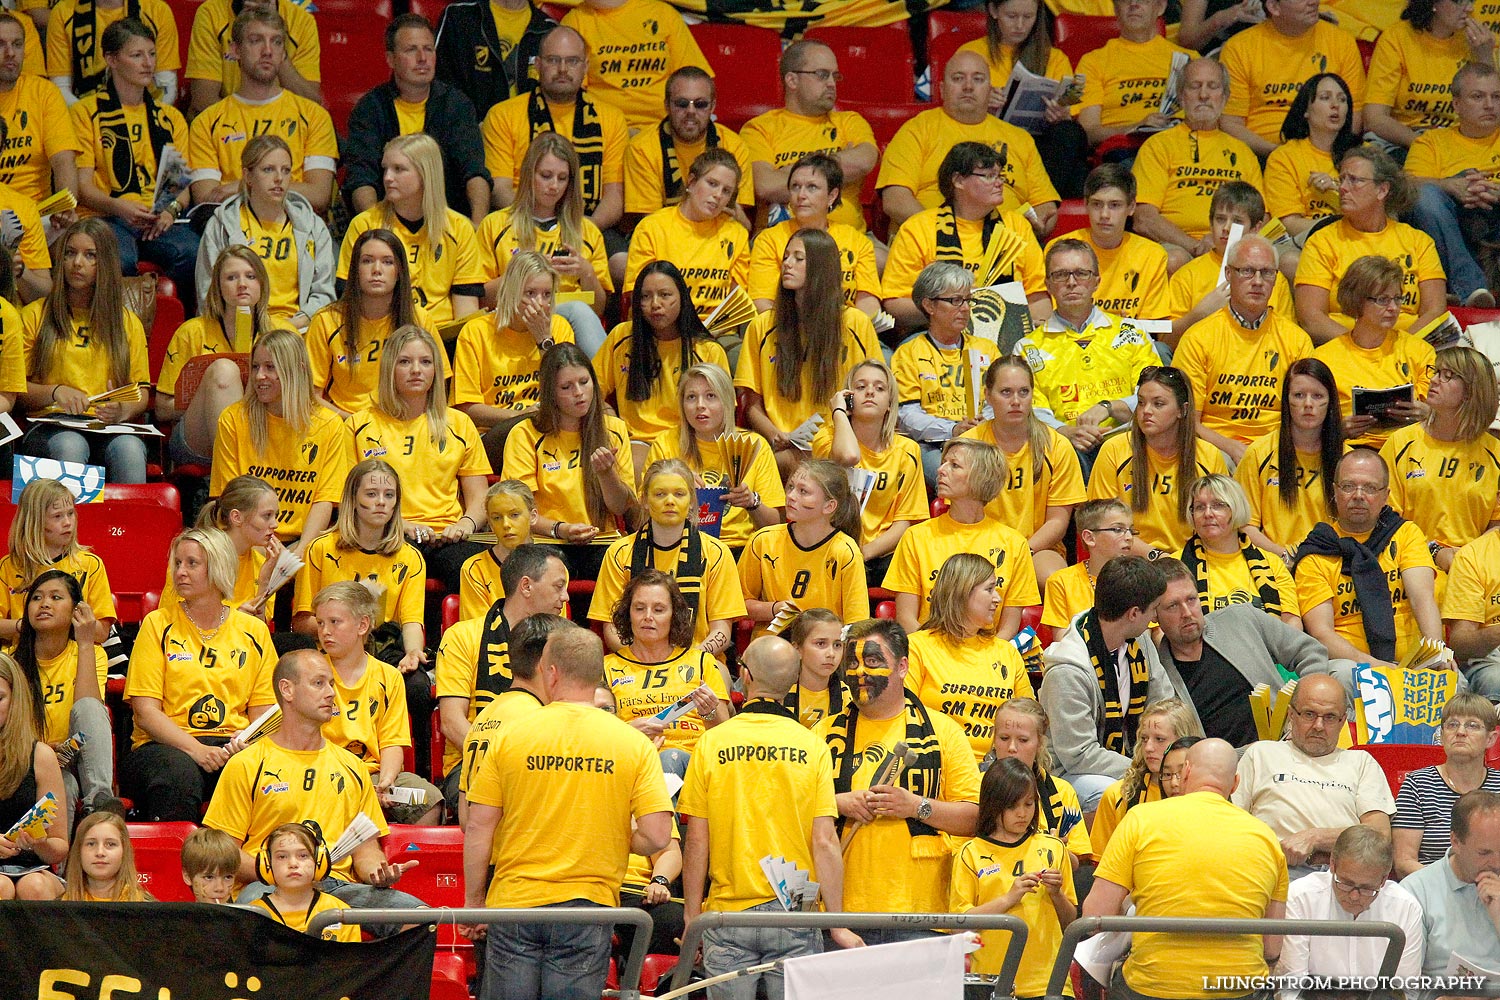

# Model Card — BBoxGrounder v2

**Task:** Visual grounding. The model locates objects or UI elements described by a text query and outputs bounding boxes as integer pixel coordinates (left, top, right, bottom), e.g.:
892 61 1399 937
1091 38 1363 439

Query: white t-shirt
1278 871 1425 989
1231 742 1395 842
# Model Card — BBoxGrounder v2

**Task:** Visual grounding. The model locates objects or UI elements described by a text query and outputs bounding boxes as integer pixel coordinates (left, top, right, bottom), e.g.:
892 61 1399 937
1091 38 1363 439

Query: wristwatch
1096 399 1112 415
649 875 671 888
916 798 932 821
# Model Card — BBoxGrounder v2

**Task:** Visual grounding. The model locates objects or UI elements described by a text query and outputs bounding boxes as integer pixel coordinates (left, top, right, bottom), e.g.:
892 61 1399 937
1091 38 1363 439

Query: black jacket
341 79 491 216
434 0 555 120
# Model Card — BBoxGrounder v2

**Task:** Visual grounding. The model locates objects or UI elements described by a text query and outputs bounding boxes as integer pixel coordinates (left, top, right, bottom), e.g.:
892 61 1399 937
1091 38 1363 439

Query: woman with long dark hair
1267 74 1359 242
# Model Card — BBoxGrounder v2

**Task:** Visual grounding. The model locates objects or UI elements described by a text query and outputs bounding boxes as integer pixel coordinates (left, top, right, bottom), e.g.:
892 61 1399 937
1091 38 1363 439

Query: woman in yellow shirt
1266 74 1358 241
346 324 491 590
168 474 280 619
1382 345 1500 571
644 362 784 553
457 480 535 622
814 359 928 586
158 246 284 467
502 342 637 581
1089 700 1201 857
783 607 848 729
1365 0 1495 149
20 219 150 483
736 228 881 478
1235 357 1345 561
1179 474 1302 628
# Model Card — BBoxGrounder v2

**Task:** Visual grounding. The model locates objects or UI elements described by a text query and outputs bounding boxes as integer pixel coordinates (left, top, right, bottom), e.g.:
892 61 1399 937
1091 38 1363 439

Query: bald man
1086 738 1289 1000
1233 675 1395 878
681 637 861 996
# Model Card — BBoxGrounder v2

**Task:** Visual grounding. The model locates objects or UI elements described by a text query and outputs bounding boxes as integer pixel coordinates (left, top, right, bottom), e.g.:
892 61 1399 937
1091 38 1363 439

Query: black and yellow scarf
785 675 848 727
528 88 605 209
1035 768 1085 841
95 78 173 200
825 691 946 853
73 0 142 95
1294 507 1405 663
933 203 1027 288
476 603 515 698
739 697 799 722
1180 531 1284 616
1078 608 1151 754
629 522 706 629
659 119 719 206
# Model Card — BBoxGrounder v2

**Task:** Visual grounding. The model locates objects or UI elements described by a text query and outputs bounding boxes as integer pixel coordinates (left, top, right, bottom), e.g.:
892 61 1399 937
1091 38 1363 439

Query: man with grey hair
1280 826 1425 983
1172 232 1314 465
1404 789 1500 975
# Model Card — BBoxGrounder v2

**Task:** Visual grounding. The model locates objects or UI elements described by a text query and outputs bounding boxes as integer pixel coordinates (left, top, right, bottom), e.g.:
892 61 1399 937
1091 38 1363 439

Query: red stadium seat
430 704 444 784
640 953 679 994
1019 604 1043 634
1052 198 1089 237
1357 38 1375 72
408 0 453 19
142 591 161 616
429 951 472 1000
927 9 987 86
386 823 469 948
1356 743 1445 797
0 482 180 511
1052 14 1163 68
930 497 949 518
128 821 198 902
806 24 915 105
875 600 895 619
163 0 202 67
1451 306 1500 329
149 293 186 384
690 23 783 132
442 593 460 631
319 6 395 135
76 503 183 623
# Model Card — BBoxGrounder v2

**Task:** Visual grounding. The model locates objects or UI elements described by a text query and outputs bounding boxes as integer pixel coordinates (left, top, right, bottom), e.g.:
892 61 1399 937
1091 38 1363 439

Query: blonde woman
989 697 1093 868
348 324 491 589
1089 699 1202 855
338 134 484 328
165 475 282 618
457 479 536 621
0 654 67 900
0 478 115 644
1181 474 1301 629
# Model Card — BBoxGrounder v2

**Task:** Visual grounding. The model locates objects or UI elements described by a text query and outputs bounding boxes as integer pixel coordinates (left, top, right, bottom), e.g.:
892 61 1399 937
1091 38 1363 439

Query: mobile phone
842 390 855 410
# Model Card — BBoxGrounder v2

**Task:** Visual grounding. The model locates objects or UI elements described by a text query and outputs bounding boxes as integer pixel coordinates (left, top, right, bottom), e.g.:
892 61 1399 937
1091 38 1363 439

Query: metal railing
671 911 1030 998
307 906 654 1000
1044 916 1408 999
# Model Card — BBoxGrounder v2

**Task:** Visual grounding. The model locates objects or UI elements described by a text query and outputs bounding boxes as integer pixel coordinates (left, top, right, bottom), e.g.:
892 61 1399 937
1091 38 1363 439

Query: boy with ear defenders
248 822 360 942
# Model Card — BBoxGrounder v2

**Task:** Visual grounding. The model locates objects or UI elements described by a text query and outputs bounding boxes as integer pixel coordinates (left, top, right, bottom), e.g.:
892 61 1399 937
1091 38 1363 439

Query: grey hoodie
195 191 336 320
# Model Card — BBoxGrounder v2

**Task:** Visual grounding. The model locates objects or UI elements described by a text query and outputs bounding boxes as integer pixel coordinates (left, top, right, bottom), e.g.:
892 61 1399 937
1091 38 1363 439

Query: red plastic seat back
77 503 184 623
806 24 915 105
927 10 987 86
319 4 395 134
1357 743 1446 797
689 23 783 132
128 821 198 902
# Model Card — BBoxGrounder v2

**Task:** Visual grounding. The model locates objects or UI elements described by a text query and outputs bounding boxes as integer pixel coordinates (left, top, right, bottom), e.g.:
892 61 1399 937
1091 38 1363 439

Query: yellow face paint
846 638 894 706
646 473 693 529
487 493 533 549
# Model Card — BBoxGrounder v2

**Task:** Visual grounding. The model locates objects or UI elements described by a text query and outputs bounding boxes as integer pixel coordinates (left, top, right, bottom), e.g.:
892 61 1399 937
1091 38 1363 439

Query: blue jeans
20 424 148 483
702 899 822 1000
556 299 607 359
1464 648 1500 697
1057 770 1116 813
107 215 201 313
480 899 612 1000
1411 184 1491 300
235 876 425 938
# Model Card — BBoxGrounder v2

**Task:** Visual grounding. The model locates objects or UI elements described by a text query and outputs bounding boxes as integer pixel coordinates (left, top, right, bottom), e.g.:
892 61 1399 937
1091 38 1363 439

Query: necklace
186 603 230 639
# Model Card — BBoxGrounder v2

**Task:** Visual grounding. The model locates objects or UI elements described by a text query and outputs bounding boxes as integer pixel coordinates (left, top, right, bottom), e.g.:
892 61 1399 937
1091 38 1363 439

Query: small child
248 823 359 942
62 812 153 902
951 757 1077 1000
181 826 240 903
1040 499 1135 633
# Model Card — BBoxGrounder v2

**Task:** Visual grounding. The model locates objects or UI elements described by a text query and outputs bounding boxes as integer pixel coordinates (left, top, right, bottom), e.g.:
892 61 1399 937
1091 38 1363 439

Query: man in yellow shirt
434 0 556 120
185 0 321 118
1220 0 1368 158
1045 164 1168 321
1444 531 1500 695
1085 739 1289 999
1133 58 1263 274
877 49 1058 240
741 40 878 234
1075 0 1194 149
0 13 79 209
681 636 862 990
560 0 713 133
1407 63 1500 311
462 625 673 1000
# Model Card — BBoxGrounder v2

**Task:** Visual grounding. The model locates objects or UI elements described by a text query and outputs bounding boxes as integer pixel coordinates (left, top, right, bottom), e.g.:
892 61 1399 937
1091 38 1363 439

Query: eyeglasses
539 54 587 68
1229 266 1278 282
1443 719 1491 733
1292 708 1344 727
964 170 1005 184
671 98 712 110
1433 368 1467 385
1331 874 1382 898
1137 365 1186 387
1365 294 1402 308
1339 173 1376 187
790 68 843 83
1048 268 1098 284
1189 501 1231 515
1093 525 1140 537
1334 481 1386 497
1158 767 1183 784
930 295 974 307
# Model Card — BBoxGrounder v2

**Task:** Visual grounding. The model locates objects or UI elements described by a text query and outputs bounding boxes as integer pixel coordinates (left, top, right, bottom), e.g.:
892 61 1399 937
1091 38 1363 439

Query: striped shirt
1393 765 1500 865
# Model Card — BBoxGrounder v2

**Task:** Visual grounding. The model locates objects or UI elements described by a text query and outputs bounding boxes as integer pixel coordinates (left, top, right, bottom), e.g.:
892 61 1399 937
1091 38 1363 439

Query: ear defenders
256 820 333 885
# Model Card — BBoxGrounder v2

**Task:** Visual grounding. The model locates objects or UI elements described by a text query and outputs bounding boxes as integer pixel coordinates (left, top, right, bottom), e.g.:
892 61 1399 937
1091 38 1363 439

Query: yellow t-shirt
1366 20 1468 132
589 530 747 648
156 314 272 398
34 639 105 744
951 831 1076 991
0 549 115 628
882 207 1046 301
1087 436 1230 553
736 524 868 632
892 332 995 424
644 432 785 550
0 77 82 203
623 206 750 321
480 91 628 216
210 403 351 539
1175 307 1314 444
186 90 338 187
1091 780 1162 859
733 307 882 433
346 406 491 531
960 420 1088 540
291 532 427 627
1133 124 1263 240
434 616 510 774
1406 124 1500 185
1041 561 1093 630
678 709 838 912
907 629 1034 762
124 603 276 749
1442 530 1500 628
602 646 730 753
465 701 673 907
458 549 507 623
623 122 754 215
70 92 188 209
322 655 412 774
592 324 729 442
1096 790 1289 998
1382 424 1500 551
451 311 574 412
501 413 634 536
740 107 876 230
338 207 486 328
876 108 1059 218
958 36 1074 90
1169 250 1296 321
884 514 1042 623
1234 431 1333 555
185 0 321 94
239 203 306 321
1221 20 1368 144
747 220 881 308
1014 312 1161 426
474 208 613 296
0 298 26 396
1076 36 1195 131
1046 230 1168 320
202 737 387 883
393 98 425 137
305 302 444 415
46 0 180 83
1312 329 1436 449
561 0 713 132
459 686 544 797
1191 543 1301 616
810 428 929 547
1294 519 1436 661
1264 138 1340 223
0 184 48 275
21 302 149 401
1296 218 1446 333
250 890 359 942
812 708 981 914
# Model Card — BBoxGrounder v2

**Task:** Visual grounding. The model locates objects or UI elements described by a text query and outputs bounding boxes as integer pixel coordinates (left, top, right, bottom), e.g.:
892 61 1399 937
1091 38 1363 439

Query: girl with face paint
455 480 536 622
